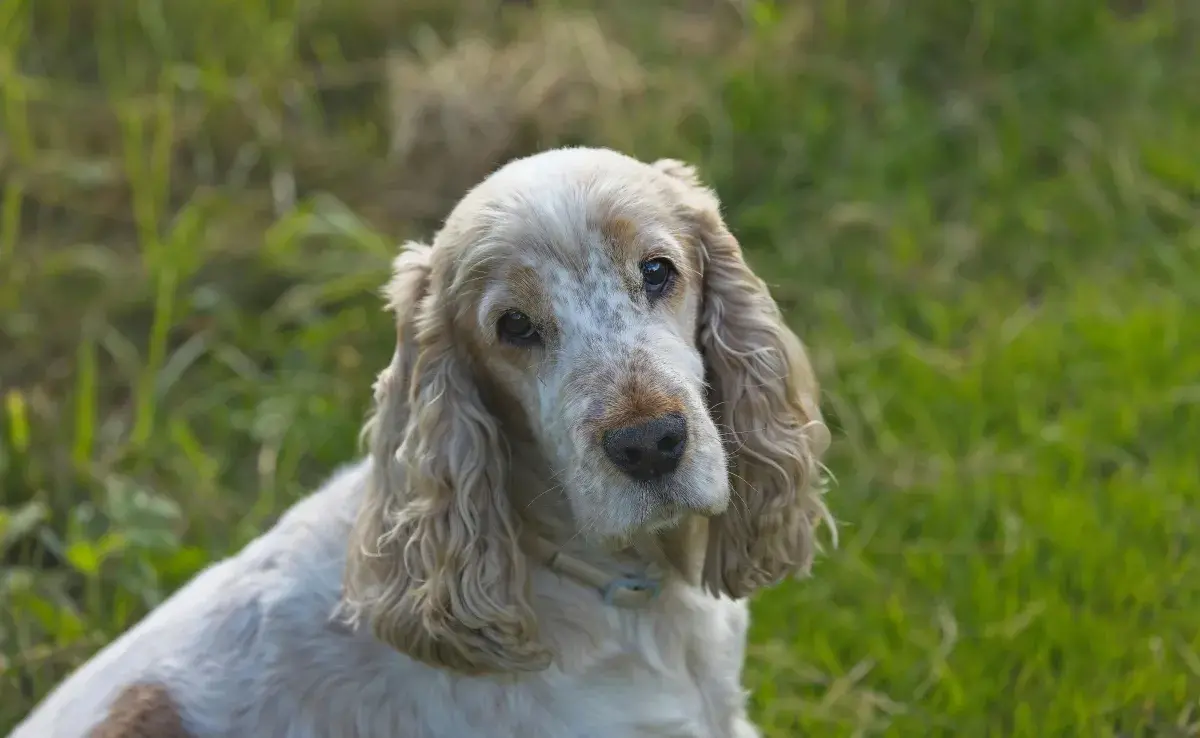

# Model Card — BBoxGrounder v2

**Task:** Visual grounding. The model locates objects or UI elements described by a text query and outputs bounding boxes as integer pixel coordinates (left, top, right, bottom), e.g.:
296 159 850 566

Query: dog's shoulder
11 461 372 738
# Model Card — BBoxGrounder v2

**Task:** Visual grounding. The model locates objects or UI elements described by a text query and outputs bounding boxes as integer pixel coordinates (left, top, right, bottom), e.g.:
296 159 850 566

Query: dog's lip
690 497 728 517
667 488 728 517
641 496 724 534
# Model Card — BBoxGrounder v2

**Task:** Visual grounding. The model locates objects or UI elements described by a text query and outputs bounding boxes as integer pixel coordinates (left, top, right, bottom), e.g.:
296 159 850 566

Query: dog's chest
271 598 756 738
550 640 754 738
530 589 755 737
451 597 754 737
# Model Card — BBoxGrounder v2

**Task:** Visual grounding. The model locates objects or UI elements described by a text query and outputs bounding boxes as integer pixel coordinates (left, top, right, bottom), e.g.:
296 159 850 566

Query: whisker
726 470 760 511
563 512 600 548
523 483 564 510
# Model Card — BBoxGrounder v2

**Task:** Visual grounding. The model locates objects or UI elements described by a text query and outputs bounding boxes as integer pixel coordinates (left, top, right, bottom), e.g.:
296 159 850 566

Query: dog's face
445 154 728 539
341 148 831 675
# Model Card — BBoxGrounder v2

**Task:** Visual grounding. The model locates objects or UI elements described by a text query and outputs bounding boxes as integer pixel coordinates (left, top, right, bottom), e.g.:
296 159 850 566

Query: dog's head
341 148 831 673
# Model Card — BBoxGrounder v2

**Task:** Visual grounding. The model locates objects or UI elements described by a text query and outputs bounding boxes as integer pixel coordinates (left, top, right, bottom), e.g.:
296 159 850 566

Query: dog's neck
508 449 707 608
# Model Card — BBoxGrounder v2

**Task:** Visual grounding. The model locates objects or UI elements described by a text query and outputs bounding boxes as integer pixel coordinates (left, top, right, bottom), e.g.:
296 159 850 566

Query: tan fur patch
600 216 641 261
599 372 686 437
499 265 550 326
89 683 191 738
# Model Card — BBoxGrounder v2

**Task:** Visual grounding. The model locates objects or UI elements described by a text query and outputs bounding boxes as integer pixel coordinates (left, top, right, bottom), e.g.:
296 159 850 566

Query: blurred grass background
2 0 1199 734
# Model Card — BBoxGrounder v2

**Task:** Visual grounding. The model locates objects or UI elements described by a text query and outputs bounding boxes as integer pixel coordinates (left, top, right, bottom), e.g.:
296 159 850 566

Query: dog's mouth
641 500 685 532
673 486 729 519
637 474 728 525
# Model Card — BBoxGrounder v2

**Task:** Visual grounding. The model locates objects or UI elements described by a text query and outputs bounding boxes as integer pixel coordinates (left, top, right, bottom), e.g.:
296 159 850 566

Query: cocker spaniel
13 147 833 738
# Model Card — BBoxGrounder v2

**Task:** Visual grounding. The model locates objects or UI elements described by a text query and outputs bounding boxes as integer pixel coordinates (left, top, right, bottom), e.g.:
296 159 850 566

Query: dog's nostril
657 434 683 455
601 412 688 482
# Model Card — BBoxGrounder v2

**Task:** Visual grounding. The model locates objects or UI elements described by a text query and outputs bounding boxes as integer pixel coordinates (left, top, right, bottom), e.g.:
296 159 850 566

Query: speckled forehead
471 222 637 335
545 247 631 326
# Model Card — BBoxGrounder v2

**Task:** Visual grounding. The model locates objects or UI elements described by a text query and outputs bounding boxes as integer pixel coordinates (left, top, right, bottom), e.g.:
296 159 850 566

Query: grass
2 0 1199 734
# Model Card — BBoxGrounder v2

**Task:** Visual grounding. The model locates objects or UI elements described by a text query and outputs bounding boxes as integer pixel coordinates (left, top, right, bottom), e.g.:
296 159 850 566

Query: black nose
601 412 687 481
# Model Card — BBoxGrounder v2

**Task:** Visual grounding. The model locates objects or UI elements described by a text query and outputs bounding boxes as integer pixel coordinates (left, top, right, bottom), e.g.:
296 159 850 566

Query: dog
12 147 833 738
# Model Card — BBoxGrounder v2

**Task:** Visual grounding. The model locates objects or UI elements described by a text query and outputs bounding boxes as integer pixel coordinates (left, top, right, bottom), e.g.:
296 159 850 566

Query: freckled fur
14 147 833 738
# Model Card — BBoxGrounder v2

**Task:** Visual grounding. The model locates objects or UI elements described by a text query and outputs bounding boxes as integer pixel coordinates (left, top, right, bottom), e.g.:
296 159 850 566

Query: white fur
12 461 760 738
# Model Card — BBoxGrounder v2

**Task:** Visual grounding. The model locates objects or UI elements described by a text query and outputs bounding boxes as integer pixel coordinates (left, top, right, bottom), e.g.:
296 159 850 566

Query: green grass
2 0 1199 734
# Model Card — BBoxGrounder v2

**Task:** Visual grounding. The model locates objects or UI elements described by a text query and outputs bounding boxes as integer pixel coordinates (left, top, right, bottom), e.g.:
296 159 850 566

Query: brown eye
497 310 540 345
640 258 674 297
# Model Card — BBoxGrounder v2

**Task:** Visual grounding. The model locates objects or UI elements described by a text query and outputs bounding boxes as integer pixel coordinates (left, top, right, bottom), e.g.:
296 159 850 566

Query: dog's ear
654 159 833 599
340 241 550 674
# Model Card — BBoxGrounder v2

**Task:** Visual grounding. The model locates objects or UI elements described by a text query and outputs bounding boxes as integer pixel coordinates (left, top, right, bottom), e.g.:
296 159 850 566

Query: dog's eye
497 310 540 345
640 258 674 297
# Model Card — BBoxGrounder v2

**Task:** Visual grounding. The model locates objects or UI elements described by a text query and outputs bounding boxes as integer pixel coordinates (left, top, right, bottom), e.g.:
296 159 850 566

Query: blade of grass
121 85 178 452
71 331 98 470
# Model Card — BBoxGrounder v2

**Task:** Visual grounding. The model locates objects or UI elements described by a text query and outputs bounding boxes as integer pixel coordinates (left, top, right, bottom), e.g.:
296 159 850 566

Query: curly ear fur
654 159 834 600
340 241 550 674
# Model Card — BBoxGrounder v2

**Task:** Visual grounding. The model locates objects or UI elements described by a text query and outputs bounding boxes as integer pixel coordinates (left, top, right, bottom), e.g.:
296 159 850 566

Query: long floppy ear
339 240 550 674
654 160 834 600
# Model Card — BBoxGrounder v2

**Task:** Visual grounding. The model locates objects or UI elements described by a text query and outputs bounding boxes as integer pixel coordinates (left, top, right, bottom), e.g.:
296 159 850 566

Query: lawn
2 0 1199 735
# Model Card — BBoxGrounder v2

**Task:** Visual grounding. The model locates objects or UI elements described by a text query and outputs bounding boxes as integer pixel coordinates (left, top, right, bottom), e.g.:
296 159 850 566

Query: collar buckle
601 574 661 607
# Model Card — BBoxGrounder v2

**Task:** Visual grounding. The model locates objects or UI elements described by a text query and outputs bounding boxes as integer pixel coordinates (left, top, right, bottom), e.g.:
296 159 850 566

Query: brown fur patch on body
89 683 191 738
